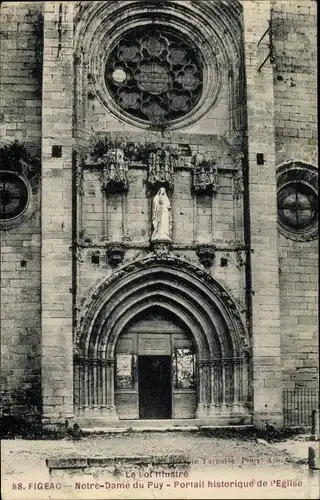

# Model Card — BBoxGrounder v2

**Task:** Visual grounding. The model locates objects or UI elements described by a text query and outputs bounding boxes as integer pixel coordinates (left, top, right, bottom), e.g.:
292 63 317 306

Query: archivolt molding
75 253 249 361
74 1 243 51
73 0 244 130
276 161 318 177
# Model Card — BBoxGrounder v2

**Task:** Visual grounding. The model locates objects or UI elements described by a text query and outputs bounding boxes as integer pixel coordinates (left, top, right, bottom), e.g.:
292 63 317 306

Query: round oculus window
278 183 317 233
276 163 318 241
105 27 203 123
0 171 29 221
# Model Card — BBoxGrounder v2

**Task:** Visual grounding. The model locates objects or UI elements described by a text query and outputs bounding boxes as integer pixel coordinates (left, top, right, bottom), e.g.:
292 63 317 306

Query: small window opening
91 254 100 265
52 145 62 158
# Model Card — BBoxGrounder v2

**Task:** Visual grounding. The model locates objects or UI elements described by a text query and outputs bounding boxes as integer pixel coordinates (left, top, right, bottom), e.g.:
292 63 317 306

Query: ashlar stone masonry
0 0 318 430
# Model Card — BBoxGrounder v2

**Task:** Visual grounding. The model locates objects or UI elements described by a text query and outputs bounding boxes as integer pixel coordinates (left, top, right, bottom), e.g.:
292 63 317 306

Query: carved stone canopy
193 160 219 194
147 149 174 192
100 148 128 193
196 244 216 268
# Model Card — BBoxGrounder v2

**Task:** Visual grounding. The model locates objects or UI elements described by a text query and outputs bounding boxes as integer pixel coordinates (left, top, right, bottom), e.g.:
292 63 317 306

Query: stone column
211 196 216 240
192 197 197 242
233 171 244 242
41 2 74 429
79 358 85 411
92 359 98 410
233 359 240 405
209 360 220 416
242 0 283 428
84 360 89 409
220 360 229 413
73 360 80 409
195 360 210 418
210 361 216 406
105 359 118 420
100 360 107 408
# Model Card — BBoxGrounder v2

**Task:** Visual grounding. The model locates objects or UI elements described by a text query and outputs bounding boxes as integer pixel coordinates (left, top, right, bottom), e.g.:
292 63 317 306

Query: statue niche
151 187 172 243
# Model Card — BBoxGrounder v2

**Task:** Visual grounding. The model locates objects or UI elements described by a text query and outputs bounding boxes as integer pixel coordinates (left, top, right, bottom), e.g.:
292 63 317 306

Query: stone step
79 420 254 434
78 417 252 428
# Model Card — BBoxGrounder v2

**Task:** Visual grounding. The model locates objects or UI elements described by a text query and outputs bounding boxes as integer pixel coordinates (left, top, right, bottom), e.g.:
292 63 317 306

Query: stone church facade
0 1 318 429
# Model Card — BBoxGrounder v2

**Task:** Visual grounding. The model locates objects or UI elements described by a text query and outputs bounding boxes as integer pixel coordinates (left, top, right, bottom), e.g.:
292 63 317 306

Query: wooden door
138 355 172 419
114 308 197 419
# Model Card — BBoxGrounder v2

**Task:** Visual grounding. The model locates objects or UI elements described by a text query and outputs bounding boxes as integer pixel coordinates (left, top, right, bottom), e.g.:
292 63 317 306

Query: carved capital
198 359 211 368
196 244 216 268
100 148 128 193
210 359 222 366
231 357 242 365
106 359 116 365
147 149 174 192
106 243 125 267
193 159 219 194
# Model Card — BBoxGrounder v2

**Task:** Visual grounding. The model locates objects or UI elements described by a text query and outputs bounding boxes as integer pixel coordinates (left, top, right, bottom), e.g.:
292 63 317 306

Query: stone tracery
74 0 243 130
105 27 203 123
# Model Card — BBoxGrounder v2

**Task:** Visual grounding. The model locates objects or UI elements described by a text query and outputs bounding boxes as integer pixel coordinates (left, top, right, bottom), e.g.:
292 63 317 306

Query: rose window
105 27 203 123
0 171 29 221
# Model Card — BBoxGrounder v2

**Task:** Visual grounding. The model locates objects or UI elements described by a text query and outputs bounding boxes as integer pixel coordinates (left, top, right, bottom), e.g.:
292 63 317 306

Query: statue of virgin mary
151 187 172 243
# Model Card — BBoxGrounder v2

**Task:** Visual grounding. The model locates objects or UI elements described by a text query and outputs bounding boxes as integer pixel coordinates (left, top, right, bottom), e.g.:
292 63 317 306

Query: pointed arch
77 255 248 359
75 256 251 422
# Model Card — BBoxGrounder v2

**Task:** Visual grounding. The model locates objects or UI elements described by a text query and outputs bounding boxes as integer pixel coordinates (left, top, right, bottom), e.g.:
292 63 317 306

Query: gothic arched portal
74 255 251 424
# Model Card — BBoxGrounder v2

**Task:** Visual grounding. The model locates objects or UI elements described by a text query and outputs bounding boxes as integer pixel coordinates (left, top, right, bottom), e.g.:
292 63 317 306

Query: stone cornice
75 241 248 252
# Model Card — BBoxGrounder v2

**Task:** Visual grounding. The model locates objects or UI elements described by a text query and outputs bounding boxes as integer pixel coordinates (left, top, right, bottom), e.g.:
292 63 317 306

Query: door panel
114 330 196 420
172 391 197 418
116 333 137 353
172 337 197 419
138 356 172 419
138 334 171 355
115 335 139 419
